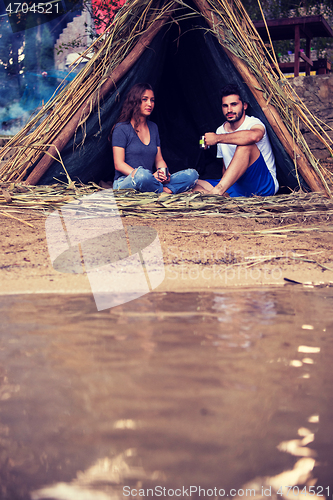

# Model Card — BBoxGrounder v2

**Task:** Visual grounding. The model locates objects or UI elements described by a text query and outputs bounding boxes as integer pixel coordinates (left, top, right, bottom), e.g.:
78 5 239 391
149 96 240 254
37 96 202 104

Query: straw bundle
1 182 333 220
0 0 332 192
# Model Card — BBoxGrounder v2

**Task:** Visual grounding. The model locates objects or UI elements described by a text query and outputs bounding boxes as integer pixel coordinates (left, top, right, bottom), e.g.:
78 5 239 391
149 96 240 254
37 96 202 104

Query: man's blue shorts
204 152 276 197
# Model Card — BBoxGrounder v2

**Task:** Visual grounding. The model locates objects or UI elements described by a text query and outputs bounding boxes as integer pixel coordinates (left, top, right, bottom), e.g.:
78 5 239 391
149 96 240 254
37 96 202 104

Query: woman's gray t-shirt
112 121 160 181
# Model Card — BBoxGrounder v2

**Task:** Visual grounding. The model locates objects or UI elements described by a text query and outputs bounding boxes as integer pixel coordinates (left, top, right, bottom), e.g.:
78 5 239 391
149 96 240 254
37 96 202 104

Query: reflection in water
0 287 332 499
31 448 152 500
277 427 316 457
240 457 318 500
308 415 319 423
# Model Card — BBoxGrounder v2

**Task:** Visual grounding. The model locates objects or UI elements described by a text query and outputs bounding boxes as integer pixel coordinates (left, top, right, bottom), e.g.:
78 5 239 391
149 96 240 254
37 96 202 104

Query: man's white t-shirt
216 115 279 193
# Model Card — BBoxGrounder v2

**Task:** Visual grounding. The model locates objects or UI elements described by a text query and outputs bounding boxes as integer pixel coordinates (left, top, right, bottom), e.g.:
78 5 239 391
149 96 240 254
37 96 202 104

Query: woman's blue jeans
113 166 198 194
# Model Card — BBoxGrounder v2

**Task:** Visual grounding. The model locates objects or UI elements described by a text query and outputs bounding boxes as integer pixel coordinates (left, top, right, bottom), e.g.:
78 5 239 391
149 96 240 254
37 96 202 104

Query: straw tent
1 0 333 194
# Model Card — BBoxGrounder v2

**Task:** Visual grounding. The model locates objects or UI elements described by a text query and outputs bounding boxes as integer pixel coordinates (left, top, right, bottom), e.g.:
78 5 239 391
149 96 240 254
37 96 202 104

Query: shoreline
1 210 333 298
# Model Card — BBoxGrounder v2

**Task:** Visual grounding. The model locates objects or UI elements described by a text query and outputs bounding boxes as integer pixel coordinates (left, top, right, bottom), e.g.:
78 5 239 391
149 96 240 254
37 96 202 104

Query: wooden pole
25 6 175 185
294 25 300 77
305 35 311 76
192 0 326 193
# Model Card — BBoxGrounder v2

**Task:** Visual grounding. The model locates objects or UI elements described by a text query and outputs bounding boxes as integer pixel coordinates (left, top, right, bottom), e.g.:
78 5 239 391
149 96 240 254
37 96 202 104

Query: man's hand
204 132 218 148
209 184 230 197
204 126 265 149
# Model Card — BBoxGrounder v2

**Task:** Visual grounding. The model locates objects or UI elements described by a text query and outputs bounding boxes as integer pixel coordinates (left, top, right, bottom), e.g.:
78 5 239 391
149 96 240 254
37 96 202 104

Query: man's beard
224 104 244 124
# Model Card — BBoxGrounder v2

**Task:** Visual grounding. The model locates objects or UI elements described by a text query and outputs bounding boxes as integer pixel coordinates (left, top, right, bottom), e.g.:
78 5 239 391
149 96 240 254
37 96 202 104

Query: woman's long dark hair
109 83 154 141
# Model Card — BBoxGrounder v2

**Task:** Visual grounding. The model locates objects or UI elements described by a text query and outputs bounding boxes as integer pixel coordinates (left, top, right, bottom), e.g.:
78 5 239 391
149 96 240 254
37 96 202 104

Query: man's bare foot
191 180 213 194
209 189 230 197
163 186 172 194
210 184 227 196
191 186 211 194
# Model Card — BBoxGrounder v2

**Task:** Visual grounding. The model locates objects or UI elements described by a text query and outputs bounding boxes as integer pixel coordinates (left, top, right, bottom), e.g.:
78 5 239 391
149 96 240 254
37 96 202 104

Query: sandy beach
2 207 333 297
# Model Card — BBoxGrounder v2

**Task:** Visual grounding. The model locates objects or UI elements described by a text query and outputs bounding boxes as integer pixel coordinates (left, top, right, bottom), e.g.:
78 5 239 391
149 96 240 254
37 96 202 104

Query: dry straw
0 0 332 192
1 183 333 221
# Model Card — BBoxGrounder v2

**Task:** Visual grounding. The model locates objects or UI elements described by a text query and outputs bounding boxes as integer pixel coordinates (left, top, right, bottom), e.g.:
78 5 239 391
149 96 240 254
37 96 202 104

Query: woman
111 83 198 193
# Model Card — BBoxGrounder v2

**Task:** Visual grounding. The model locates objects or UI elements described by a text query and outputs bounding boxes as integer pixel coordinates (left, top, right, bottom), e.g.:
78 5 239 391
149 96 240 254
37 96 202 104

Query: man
195 84 279 197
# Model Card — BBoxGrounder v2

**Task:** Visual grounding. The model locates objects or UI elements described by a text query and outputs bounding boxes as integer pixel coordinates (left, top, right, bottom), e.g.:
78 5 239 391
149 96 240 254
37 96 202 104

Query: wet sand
1 212 333 295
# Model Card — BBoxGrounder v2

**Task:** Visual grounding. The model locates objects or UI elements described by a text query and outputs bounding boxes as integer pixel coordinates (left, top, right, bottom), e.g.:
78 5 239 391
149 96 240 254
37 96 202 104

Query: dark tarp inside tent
36 11 306 192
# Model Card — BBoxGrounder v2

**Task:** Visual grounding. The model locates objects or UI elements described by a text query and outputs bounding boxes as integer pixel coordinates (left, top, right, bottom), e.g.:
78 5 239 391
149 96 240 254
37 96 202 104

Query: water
0 287 332 499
